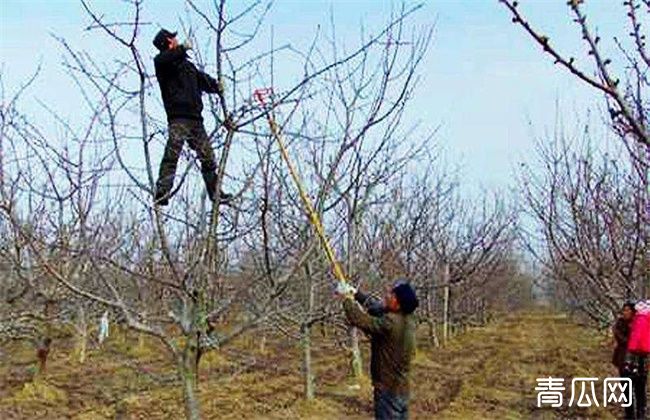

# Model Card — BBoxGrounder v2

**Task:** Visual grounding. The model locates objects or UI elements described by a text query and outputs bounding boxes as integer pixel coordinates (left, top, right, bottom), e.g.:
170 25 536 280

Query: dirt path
415 312 619 419
0 311 631 419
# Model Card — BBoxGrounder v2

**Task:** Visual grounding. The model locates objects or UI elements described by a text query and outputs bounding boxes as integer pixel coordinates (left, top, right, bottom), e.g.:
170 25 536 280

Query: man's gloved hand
335 281 357 299
181 40 193 50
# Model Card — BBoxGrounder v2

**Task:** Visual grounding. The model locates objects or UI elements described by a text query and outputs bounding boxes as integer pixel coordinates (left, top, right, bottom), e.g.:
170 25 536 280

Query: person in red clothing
623 300 649 420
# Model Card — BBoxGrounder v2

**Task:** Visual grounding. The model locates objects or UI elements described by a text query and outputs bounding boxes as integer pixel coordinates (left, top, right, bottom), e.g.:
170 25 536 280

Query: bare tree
519 128 647 322
0 1 435 417
501 0 649 153
502 0 649 313
357 159 519 345
248 5 434 396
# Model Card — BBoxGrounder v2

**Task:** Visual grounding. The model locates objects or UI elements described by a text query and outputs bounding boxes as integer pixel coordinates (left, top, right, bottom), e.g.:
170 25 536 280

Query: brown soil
0 311 629 419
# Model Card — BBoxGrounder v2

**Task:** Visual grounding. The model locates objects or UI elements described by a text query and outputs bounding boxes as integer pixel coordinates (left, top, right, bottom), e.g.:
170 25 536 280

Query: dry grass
0 310 627 419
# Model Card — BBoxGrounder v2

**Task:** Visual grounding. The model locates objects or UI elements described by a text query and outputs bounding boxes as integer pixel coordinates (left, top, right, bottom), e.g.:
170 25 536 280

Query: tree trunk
641 248 649 299
347 212 363 379
426 288 439 346
443 286 450 343
76 306 87 364
427 320 439 347
349 327 363 379
301 324 315 400
259 333 267 354
302 266 316 400
442 263 450 344
179 343 201 420
137 333 145 351
479 298 486 325
638 145 648 300
78 331 87 364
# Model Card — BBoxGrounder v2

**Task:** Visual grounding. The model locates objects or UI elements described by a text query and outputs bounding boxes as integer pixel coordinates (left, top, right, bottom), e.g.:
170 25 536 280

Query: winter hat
153 29 177 51
392 279 419 314
635 300 650 315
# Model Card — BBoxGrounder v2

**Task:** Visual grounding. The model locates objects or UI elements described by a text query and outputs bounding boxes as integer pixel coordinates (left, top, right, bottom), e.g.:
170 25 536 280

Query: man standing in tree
152 29 232 206
337 279 419 420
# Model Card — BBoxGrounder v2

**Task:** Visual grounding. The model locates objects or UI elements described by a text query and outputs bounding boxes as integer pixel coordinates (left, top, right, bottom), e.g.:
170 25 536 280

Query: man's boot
204 171 233 204
218 190 233 204
154 189 170 206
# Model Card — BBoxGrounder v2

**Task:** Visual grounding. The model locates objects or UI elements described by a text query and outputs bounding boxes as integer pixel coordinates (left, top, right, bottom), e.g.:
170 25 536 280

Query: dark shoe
208 188 232 204
154 191 170 206
219 190 233 204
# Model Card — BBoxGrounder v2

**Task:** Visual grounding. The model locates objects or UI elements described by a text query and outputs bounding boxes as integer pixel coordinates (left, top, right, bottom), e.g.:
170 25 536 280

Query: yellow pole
256 91 347 284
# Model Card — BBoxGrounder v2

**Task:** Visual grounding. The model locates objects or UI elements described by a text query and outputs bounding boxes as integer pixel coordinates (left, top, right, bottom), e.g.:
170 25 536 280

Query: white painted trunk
302 325 314 400
443 263 450 344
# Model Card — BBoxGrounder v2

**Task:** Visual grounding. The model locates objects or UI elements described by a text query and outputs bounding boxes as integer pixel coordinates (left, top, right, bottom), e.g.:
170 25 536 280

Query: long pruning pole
254 89 347 284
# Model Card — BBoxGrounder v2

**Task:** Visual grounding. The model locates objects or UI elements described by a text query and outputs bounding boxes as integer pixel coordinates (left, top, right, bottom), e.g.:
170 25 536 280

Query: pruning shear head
253 87 274 105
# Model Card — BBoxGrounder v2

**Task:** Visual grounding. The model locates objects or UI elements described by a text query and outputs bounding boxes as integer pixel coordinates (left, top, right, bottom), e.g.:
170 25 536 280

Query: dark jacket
612 317 631 370
343 291 417 397
154 46 220 121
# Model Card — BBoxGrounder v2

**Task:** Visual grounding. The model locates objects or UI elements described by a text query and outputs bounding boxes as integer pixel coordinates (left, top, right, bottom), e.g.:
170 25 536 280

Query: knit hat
153 29 177 51
635 300 650 315
392 279 419 314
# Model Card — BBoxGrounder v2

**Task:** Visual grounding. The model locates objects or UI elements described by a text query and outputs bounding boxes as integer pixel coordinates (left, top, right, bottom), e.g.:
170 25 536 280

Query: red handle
253 87 273 105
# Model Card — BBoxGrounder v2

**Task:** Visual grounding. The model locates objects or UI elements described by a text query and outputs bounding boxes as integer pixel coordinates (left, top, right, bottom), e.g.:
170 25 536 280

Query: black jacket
154 46 220 121
612 317 631 370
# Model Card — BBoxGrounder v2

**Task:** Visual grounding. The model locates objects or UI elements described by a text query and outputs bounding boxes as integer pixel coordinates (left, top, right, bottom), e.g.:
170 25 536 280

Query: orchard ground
0 310 629 419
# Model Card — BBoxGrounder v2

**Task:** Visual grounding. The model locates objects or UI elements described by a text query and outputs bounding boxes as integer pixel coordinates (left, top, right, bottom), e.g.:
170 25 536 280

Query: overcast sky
0 0 623 197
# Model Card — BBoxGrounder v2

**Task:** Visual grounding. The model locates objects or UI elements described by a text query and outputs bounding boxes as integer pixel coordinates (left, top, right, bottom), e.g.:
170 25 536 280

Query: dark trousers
155 119 217 200
624 355 647 420
374 388 408 420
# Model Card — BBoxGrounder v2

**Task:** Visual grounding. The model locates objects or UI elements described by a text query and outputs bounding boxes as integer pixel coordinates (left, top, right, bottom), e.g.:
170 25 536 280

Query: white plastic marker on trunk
98 311 109 344
254 88 347 284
